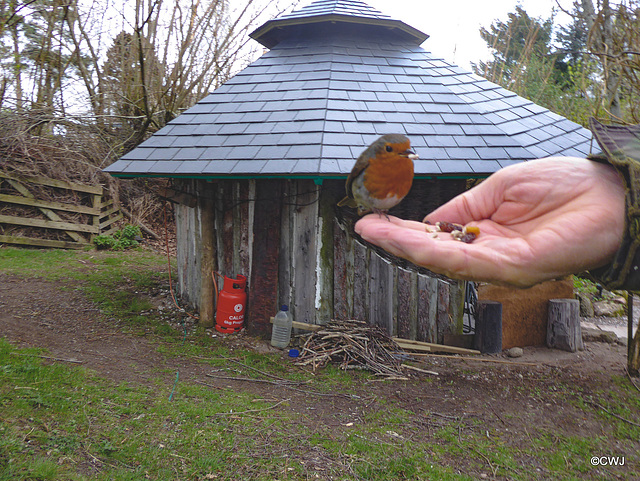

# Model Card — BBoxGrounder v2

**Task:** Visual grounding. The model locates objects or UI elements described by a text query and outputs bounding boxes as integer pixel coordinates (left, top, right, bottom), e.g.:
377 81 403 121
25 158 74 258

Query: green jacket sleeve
587 117 640 291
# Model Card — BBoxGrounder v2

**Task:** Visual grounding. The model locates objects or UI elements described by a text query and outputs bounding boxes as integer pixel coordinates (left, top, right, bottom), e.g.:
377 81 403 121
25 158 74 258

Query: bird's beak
405 149 418 160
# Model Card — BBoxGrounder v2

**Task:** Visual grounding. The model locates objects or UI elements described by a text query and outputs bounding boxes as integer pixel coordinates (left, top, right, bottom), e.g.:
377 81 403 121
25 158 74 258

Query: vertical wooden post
628 293 640 375
396 267 416 339
92 190 103 239
352 240 369 321
220 181 235 275
417 275 437 342
449 280 466 335
247 179 282 337
368 253 393 334
316 182 334 325
199 183 216 329
235 180 252 279
474 300 503 354
291 180 319 324
629 329 640 376
629 294 634 359
333 219 351 320
278 180 293 312
547 299 583 352
436 281 450 344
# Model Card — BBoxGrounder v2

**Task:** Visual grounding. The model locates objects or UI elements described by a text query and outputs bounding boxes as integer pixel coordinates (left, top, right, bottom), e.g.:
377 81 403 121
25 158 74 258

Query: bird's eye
385 145 393 152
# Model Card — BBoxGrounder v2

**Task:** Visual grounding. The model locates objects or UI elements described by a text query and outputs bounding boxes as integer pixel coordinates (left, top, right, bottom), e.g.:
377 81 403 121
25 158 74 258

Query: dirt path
0 272 629 385
0 275 232 393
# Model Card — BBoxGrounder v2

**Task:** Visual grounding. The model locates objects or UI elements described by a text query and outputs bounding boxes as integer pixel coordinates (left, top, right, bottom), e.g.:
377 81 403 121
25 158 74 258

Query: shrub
93 234 117 250
93 225 142 250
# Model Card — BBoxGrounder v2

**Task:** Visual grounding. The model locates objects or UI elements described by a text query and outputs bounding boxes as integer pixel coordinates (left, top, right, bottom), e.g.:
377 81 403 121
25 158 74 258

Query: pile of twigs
296 319 405 379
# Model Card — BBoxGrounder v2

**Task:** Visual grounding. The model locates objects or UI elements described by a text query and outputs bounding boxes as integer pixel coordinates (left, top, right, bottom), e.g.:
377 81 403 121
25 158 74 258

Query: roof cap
250 0 428 48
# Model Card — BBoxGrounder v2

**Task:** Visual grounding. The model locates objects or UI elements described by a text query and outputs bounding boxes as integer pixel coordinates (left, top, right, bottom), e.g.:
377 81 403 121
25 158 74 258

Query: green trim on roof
106 172 485 182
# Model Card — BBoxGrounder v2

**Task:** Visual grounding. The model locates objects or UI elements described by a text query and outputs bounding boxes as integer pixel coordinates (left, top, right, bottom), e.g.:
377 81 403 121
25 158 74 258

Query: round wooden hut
105 0 593 342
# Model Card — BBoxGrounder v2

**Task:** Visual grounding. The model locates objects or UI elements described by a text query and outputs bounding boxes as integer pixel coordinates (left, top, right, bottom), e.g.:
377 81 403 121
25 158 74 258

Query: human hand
355 157 626 287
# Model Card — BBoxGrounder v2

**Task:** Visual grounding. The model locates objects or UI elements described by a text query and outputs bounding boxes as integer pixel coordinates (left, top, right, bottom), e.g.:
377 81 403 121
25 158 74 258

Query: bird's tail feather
337 196 357 208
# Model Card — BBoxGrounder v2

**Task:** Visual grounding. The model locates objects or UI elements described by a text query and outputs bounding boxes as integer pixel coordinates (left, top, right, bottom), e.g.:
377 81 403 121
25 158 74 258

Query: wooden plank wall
173 178 465 341
175 179 255 311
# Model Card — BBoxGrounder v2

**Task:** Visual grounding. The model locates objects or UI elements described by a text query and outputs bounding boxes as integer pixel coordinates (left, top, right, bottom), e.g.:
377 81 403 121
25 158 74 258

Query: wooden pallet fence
0 171 120 249
96 196 123 236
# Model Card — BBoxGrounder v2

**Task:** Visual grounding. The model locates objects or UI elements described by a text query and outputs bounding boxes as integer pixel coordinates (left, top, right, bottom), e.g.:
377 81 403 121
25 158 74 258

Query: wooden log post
198 183 217 329
352 240 369 322
436 281 450 344
316 182 335 325
291 181 319 325
396 267 417 339
368 253 394 334
333 219 351 320
417 275 438 343
247 179 282 337
547 299 584 352
474 300 503 354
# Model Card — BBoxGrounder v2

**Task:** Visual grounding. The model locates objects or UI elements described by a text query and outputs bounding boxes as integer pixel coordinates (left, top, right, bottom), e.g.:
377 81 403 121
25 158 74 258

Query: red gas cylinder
215 274 247 333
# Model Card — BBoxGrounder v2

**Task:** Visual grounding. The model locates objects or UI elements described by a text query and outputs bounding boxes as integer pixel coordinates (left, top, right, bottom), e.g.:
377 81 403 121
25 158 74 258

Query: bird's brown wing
343 147 375 199
337 162 366 208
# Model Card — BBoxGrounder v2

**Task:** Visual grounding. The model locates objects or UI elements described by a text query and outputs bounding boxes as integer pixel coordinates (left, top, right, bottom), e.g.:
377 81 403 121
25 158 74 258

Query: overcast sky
357 0 573 69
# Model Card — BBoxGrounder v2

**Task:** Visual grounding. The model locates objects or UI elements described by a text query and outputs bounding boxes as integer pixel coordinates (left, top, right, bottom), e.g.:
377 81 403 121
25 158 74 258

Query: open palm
355 157 625 287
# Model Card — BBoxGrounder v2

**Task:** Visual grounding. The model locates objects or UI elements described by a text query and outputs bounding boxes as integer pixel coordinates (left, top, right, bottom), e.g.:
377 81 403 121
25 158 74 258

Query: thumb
424 174 505 225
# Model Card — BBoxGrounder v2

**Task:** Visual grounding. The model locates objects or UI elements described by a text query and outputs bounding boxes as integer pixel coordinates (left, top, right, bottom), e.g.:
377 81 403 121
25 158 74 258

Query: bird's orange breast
363 154 414 200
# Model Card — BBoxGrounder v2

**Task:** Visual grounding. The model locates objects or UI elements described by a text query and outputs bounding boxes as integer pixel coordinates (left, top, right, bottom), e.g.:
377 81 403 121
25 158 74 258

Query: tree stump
547 299 583 352
474 300 502 354
629 328 640 376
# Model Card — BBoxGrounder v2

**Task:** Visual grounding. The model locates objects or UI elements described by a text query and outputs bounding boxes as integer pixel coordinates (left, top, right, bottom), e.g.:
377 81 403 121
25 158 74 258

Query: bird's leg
357 205 372 216
372 207 390 221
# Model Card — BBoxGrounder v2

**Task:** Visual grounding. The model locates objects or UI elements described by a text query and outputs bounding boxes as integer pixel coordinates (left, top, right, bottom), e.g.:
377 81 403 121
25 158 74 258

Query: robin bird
337 134 418 216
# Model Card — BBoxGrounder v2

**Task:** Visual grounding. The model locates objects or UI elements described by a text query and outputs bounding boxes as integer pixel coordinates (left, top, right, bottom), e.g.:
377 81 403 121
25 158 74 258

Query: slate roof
281 0 391 19
105 0 594 179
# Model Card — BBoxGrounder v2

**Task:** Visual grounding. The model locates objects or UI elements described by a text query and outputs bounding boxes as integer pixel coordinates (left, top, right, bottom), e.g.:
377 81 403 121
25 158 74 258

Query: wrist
587 118 640 290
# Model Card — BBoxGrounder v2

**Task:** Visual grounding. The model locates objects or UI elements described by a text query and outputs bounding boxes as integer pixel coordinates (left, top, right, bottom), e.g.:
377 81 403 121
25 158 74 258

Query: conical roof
105 0 593 180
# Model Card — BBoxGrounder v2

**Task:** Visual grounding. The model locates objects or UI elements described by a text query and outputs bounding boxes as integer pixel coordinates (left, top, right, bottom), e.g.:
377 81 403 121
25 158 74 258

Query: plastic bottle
270 305 293 348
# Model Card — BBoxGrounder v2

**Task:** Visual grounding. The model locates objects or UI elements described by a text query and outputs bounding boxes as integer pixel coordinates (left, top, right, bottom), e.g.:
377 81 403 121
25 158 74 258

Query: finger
424 157 592 226
423 176 504 225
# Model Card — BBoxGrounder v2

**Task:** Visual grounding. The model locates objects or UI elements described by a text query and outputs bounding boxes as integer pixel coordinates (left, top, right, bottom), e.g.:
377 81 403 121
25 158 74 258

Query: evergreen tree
0 0 88 113
472 5 596 125
473 6 555 87
556 6 590 69
101 30 165 146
